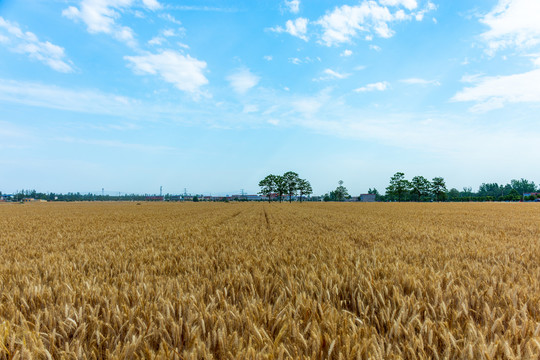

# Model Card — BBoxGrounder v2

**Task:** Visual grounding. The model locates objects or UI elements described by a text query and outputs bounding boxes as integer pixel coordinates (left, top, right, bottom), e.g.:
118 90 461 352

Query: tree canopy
258 172 312 202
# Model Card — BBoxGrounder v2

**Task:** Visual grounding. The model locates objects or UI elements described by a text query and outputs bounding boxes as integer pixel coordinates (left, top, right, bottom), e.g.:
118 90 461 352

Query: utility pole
102 188 104 196
160 186 162 197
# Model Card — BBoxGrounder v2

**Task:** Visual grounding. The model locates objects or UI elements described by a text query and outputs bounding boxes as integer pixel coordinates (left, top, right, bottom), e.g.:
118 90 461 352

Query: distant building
145 196 164 201
167 195 183 202
524 193 540 202
360 194 376 202
245 195 263 201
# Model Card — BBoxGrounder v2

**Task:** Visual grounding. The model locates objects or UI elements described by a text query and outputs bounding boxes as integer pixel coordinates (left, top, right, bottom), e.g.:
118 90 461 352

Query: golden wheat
1 202 540 359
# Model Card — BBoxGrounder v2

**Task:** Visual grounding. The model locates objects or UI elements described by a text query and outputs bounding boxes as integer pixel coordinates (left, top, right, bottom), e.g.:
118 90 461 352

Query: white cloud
270 17 308 41
341 49 353 56
414 2 436 22
148 36 164 45
369 44 382 51
147 28 180 46
354 81 389 92
142 0 161 10
284 0 300 14
480 0 540 54
0 17 73 72
316 68 351 81
393 10 410 21
272 1 431 46
452 69 540 112
324 69 349 79
125 50 208 94
292 98 323 117
315 1 406 46
243 104 259 113
289 57 302 64
401 78 441 86
264 55 273 61
62 0 161 46
162 29 175 37
0 78 140 115
161 13 182 25
226 68 260 94
379 0 417 10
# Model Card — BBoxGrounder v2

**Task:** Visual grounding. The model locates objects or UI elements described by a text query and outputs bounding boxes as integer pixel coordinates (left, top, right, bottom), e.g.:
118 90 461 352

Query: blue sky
1 0 540 196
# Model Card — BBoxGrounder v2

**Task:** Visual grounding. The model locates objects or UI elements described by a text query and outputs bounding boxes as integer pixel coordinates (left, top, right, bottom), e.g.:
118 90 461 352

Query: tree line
3 174 538 203
0 190 158 202
256 172 539 202
371 173 538 202
258 171 312 202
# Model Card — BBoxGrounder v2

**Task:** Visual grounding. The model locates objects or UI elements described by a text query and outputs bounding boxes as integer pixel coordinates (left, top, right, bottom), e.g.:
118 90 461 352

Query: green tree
478 183 502 198
448 188 460 201
275 175 287 203
410 176 431 201
510 178 536 196
258 174 278 203
431 177 447 202
508 189 521 201
297 178 312 202
334 180 349 202
386 172 410 202
283 171 300 202
461 187 473 198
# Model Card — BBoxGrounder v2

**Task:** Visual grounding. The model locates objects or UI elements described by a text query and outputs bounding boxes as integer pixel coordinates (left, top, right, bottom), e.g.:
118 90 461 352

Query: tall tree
448 188 460 201
431 177 447 202
297 179 312 202
258 174 278 203
334 180 349 201
510 178 536 195
478 183 502 198
275 175 287 203
461 187 473 198
386 172 410 202
283 171 300 202
410 176 431 201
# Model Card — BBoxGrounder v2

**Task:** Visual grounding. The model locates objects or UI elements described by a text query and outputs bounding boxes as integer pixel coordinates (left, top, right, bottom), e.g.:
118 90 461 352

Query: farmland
1 202 540 359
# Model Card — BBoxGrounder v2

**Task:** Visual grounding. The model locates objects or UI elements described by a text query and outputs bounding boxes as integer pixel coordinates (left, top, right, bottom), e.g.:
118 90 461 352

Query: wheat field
1 202 540 359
